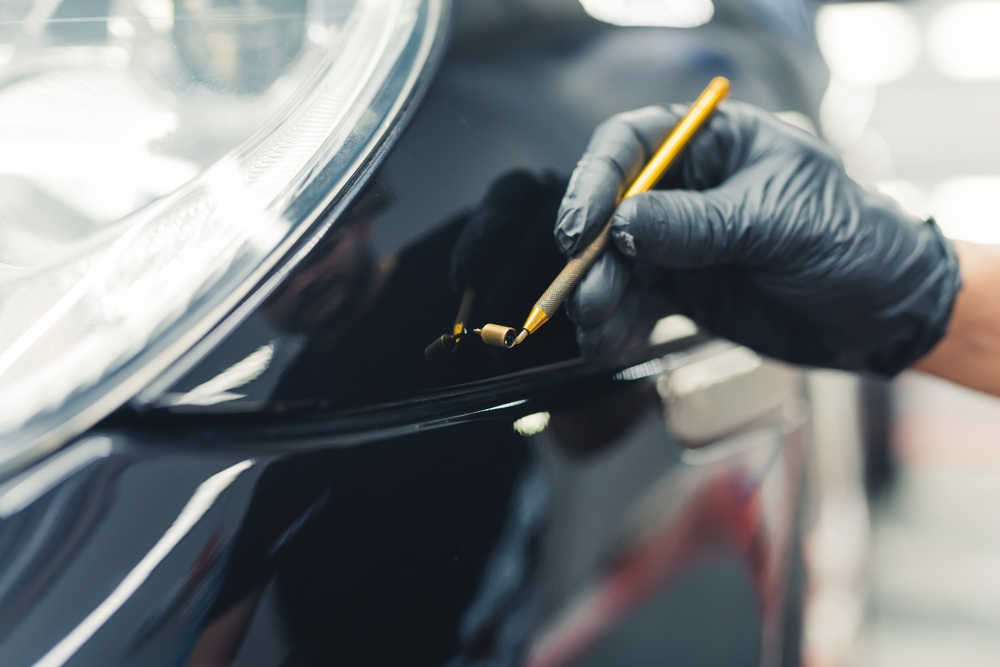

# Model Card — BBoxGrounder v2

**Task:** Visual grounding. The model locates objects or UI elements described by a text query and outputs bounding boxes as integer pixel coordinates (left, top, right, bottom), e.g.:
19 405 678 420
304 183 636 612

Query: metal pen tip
475 324 519 348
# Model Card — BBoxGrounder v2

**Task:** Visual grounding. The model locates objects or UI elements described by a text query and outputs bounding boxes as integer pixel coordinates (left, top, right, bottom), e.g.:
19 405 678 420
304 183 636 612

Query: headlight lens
0 0 446 467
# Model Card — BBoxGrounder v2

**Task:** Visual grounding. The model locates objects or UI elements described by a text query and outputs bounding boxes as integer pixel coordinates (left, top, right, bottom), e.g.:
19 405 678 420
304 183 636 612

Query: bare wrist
914 240 1000 396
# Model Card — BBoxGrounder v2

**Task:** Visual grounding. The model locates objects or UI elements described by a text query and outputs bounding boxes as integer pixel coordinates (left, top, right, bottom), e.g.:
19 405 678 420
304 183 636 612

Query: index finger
554 106 681 257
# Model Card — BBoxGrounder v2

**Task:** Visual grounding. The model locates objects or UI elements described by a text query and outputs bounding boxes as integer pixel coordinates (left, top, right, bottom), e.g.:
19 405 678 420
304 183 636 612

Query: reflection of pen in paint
424 300 517 355
481 76 731 348
424 289 475 358
423 295 517 355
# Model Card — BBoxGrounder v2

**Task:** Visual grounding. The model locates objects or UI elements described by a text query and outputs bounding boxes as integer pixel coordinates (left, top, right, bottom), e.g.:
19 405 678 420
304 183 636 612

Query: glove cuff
864 217 962 377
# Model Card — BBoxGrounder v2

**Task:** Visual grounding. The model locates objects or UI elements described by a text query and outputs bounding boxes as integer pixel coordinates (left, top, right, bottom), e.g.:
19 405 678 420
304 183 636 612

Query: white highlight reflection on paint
30 460 253 667
514 412 550 436
579 0 714 28
0 437 113 518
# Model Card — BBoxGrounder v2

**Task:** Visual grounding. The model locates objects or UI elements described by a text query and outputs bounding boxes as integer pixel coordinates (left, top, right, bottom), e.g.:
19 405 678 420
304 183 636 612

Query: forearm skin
914 241 1000 397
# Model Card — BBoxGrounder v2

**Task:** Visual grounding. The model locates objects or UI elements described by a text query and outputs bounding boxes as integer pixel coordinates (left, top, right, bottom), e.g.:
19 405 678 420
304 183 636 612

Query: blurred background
811 2 1000 667
801 1 1000 666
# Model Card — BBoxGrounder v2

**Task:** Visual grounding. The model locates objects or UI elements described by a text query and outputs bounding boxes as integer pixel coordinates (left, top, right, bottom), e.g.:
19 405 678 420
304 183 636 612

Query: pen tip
514 329 528 346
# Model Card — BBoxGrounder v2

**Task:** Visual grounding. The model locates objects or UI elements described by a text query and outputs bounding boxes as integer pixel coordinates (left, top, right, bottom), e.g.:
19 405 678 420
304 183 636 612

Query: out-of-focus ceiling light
816 2 920 86
930 176 1000 244
840 126 894 184
928 1 1000 81
879 177 1000 244
875 180 929 220
579 0 714 28
819 77 877 149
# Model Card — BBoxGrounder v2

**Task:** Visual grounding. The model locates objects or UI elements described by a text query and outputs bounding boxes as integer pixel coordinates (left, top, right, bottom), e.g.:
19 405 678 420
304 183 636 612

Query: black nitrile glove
555 101 961 375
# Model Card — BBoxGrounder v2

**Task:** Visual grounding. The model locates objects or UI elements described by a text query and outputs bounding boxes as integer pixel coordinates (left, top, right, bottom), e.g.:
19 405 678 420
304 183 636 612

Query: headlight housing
0 0 447 470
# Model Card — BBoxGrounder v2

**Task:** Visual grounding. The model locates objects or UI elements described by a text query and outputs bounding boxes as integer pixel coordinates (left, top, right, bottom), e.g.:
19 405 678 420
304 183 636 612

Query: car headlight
0 0 447 470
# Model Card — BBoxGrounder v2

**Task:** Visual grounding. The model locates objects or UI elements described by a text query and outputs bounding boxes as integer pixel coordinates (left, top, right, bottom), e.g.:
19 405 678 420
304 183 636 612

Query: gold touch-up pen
494 76 731 348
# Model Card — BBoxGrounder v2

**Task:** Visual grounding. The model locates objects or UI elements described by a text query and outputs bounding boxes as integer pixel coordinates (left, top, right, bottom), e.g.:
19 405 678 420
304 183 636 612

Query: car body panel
0 358 806 667
0 2 827 665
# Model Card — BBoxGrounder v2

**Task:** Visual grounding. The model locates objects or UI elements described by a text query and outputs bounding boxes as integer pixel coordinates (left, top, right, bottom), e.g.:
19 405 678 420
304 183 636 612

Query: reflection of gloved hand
448 170 578 365
555 102 961 375
450 170 563 298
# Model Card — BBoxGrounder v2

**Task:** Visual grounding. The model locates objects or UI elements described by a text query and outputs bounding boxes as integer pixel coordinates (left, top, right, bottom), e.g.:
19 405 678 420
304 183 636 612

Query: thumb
610 188 746 270
565 250 631 328
574 287 671 361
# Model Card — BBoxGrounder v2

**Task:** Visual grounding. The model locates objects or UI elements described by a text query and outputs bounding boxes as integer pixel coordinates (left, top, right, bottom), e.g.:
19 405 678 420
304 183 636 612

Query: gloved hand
555 101 961 375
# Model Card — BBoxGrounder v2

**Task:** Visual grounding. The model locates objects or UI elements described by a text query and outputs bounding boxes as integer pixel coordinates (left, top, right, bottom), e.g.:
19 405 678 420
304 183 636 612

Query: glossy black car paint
0 2 827 666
